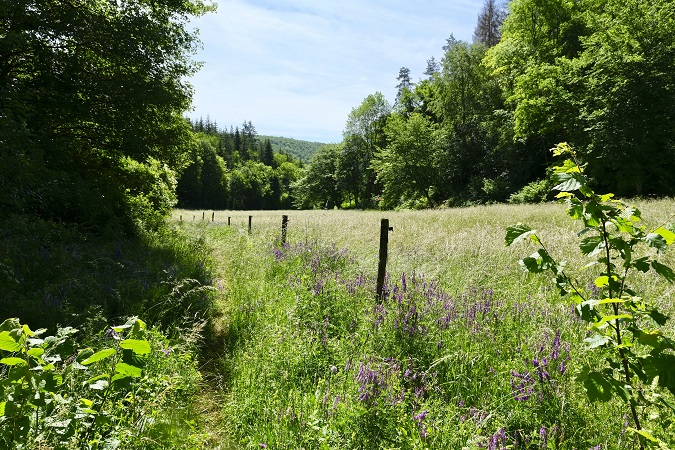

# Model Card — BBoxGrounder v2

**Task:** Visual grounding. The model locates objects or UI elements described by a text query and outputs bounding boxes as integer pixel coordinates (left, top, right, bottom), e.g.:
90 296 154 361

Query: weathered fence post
248 215 252 234
202 212 205 221
376 218 393 302
281 215 289 245
212 212 215 222
192 215 195 221
228 217 231 226
179 215 182 222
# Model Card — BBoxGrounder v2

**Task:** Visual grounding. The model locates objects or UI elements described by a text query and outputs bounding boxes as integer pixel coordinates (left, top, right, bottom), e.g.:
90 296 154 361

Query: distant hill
259 135 328 163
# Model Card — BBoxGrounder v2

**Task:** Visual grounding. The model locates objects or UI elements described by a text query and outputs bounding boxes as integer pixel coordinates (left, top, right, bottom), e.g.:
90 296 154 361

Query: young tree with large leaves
0 0 213 233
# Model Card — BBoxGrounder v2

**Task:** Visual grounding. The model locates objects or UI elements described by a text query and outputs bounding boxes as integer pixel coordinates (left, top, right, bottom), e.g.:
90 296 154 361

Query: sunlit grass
174 198 675 448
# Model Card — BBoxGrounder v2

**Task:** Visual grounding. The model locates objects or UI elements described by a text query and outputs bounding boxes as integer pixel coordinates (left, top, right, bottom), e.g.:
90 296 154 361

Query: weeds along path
179 200 675 449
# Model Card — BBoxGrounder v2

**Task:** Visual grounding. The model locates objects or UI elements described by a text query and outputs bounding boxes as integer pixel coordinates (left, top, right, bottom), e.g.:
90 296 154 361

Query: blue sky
187 0 483 143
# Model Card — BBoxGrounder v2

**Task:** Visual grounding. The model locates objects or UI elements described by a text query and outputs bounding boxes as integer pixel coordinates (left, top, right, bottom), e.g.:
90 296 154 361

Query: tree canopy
1 0 212 232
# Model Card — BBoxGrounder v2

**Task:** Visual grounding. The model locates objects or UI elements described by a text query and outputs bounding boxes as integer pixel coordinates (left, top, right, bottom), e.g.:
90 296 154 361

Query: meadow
174 199 675 449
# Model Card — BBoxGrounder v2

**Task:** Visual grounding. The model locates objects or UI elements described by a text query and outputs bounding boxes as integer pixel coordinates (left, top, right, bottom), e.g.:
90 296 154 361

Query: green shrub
508 178 553 204
0 317 205 449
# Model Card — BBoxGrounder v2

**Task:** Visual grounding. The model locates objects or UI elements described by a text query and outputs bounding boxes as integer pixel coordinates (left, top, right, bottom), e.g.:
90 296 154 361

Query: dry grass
174 198 675 310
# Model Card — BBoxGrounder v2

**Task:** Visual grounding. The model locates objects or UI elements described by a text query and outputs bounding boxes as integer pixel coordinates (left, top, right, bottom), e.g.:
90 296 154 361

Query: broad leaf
552 172 586 193
0 331 22 352
584 334 611 349
119 339 151 355
505 223 534 246
89 379 110 391
627 429 658 443
81 348 116 365
0 357 27 366
652 261 675 283
114 362 142 378
580 235 604 256
581 370 613 402
645 233 668 252
642 353 675 395
654 226 675 245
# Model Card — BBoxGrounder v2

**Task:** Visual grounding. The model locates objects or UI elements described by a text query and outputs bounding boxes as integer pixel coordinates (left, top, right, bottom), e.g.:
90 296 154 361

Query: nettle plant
0 316 152 448
506 143 675 448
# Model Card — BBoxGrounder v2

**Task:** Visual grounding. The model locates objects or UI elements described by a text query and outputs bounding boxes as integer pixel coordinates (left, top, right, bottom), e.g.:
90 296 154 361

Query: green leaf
596 314 632 327
647 309 669 326
627 428 658 443
114 362 142 378
645 233 668 252
633 257 650 273
505 223 534 246
119 339 151 355
584 334 611 348
0 331 22 352
129 319 147 339
0 357 27 366
76 348 94 363
642 353 675 396
652 261 675 283
0 401 5 417
81 348 116 365
27 347 45 358
654 226 675 245
552 172 586 192
581 370 614 402
580 235 604 256
0 318 20 333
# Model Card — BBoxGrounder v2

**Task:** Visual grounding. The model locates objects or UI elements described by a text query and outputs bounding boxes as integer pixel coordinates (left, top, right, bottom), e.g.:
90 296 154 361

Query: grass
0 215 218 448
174 199 675 448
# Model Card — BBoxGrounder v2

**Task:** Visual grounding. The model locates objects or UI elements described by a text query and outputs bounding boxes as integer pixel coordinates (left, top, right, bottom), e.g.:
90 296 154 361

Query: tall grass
178 199 675 448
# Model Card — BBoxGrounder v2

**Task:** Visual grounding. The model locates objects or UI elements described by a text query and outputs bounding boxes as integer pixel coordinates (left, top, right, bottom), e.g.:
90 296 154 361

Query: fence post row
376 218 393 302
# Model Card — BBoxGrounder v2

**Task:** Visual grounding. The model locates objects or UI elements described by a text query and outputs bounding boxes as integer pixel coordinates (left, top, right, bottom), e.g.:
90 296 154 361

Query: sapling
506 143 675 448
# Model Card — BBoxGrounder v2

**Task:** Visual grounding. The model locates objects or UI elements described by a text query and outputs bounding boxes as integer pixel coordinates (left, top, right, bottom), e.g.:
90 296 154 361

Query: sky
187 0 484 143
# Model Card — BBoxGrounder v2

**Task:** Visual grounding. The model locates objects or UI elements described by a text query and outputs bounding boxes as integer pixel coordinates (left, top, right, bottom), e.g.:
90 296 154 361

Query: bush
508 178 553 204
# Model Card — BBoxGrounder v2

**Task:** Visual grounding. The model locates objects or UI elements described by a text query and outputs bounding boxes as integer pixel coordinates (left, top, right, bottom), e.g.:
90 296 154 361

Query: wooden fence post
202 211 205 221
376 218 393 302
248 215 252 234
212 212 215 222
281 215 289 245
228 217 231 226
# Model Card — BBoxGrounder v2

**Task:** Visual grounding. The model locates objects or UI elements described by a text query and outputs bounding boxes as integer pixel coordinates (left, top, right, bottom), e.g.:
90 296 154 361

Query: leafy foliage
0 0 213 233
506 142 675 448
0 317 204 449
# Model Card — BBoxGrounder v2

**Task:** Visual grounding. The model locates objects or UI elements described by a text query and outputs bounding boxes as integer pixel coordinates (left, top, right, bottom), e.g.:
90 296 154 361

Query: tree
0 0 213 233
487 0 675 197
395 67 414 110
340 92 391 207
372 113 443 208
424 57 440 80
292 144 343 209
473 0 507 47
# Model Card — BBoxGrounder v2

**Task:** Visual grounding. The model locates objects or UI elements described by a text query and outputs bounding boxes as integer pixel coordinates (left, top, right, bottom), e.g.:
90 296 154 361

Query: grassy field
175 199 675 449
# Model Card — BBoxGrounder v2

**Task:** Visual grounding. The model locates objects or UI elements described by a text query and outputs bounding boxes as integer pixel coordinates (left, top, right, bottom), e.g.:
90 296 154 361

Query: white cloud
187 0 484 142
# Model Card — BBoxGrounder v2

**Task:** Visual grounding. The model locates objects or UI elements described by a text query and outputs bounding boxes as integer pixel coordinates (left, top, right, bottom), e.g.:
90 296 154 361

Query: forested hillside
178 118 305 210
292 0 675 209
259 135 327 163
